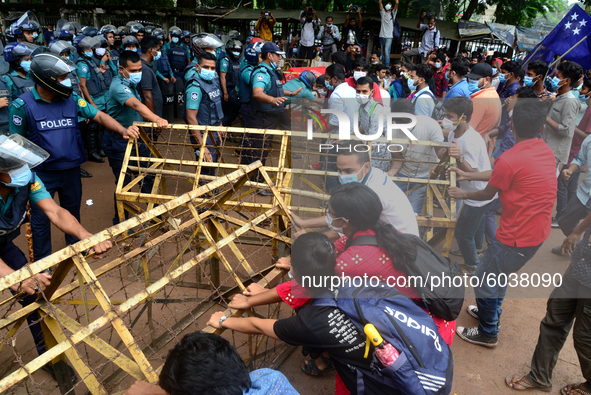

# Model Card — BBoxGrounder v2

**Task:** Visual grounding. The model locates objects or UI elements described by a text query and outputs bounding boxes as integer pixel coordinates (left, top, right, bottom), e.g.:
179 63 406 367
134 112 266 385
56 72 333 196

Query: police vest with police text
250 65 285 114
19 91 86 171
0 177 32 247
110 49 120 66
7 73 35 98
168 44 187 72
183 76 224 126
68 71 82 96
0 78 12 130
238 64 255 104
157 50 172 77
221 53 241 89
77 57 107 97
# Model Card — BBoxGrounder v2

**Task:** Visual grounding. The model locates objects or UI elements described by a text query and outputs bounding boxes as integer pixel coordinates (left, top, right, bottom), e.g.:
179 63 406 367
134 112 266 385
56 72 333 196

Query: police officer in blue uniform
0 132 112 382
0 41 13 131
184 33 224 83
181 30 191 50
9 53 140 262
104 50 168 223
184 52 225 176
218 39 243 127
164 27 190 119
153 28 175 123
238 41 264 164
3 42 37 100
7 12 41 44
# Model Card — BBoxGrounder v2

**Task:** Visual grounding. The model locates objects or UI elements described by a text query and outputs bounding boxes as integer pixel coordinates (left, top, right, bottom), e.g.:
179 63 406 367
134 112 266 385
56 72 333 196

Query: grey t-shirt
139 58 163 117
379 9 397 38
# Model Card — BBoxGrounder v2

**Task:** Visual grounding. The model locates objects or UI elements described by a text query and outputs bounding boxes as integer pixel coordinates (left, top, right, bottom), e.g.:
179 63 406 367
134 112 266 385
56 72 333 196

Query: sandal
301 355 335 376
561 383 591 395
505 374 551 392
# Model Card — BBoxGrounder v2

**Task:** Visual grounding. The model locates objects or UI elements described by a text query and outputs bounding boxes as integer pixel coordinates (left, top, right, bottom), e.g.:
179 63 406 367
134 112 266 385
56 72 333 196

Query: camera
264 11 270 16
352 5 358 11
422 10 432 19
308 5 313 10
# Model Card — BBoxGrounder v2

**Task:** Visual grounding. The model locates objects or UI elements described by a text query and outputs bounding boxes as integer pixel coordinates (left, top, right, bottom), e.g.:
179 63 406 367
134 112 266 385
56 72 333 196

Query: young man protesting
449 98 557 347
408 63 435 117
524 60 555 104
138 37 164 140
443 97 494 274
542 61 583 227
465 62 502 137
443 57 471 104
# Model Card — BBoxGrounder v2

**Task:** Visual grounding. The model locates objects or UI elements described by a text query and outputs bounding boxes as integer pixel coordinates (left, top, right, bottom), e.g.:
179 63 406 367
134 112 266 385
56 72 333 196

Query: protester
255 11 276 42
430 51 448 99
378 0 398 67
449 98 557 347
402 12 439 64
408 63 435 117
464 62 502 137
343 6 363 49
299 7 320 60
443 57 471 104
317 16 340 60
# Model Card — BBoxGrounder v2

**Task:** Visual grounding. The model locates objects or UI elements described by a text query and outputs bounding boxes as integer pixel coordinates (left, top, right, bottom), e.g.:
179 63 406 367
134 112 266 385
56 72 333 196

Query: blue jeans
484 198 502 246
395 175 427 215
380 37 392 67
475 240 542 337
556 165 581 220
455 202 491 268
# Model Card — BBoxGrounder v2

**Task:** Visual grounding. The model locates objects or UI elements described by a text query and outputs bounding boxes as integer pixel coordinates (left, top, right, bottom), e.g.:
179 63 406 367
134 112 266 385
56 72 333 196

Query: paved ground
8 158 587 395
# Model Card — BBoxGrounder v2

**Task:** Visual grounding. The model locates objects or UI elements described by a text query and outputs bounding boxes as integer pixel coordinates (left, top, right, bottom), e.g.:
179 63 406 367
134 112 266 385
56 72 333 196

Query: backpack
313 285 453 395
393 20 401 43
414 89 445 121
349 234 465 321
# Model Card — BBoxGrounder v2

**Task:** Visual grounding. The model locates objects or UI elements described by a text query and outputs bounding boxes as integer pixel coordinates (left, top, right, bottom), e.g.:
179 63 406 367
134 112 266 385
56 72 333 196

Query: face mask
125 70 142 85
407 78 416 91
385 4 392 10
67 40 73 45
5 165 32 188
84 50 94 58
325 212 345 233
20 60 31 72
114 39 122 46
523 76 535 87
498 73 507 83
434 62 441 69
491 67 497 75
317 88 326 96
400 71 407 78
371 61 379 65
573 84 582 94
232 51 241 57
288 270 294 279
293 48 298 55
353 71 366 80
95 47 106 56
306 17 313 23
270 61 278 69
32 32 39 39
199 68 216 81
127 47 138 53
444 72 450 83
467 79 480 93
441 117 459 132
508 109 513 118
579 93 589 103
60 78 72 88
356 93 371 105
325 79 334 90
153 50 161 61
171 37 179 43
327 23 333 26
549 76 563 91
338 165 366 185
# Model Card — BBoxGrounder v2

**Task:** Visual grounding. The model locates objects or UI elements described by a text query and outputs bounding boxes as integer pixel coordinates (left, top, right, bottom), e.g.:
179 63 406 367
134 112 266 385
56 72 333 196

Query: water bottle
364 323 400 367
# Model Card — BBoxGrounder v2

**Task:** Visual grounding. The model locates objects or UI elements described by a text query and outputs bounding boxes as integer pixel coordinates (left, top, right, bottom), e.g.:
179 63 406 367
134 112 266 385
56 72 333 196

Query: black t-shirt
139 59 163 117
273 305 400 395
343 25 362 46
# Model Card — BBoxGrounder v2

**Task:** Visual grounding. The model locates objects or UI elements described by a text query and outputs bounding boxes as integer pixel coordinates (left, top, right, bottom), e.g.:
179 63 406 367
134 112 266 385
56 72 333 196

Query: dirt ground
8 156 586 395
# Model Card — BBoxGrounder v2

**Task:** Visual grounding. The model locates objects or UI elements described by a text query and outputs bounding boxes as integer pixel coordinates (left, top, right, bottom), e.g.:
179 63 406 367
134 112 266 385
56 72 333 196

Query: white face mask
385 4 392 10
95 48 106 56
353 71 367 81
508 109 514 118
441 117 460 132
356 93 371 105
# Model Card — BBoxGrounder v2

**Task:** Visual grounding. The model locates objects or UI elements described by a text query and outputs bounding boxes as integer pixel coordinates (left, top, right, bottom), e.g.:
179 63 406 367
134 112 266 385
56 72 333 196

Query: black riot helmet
81 26 98 37
30 53 77 99
225 39 243 61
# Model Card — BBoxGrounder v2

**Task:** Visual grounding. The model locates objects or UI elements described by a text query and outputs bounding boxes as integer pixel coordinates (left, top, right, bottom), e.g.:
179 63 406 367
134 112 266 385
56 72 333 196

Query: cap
261 42 285 56
466 63 493 80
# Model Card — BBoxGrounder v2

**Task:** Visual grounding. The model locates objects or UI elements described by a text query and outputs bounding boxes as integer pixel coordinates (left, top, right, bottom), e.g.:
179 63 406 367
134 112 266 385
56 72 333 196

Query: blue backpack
313 286 453 395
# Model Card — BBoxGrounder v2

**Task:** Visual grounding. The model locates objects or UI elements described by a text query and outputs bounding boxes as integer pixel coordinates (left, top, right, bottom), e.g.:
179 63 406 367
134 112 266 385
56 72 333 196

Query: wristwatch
457 155 464 164
219 315 229 329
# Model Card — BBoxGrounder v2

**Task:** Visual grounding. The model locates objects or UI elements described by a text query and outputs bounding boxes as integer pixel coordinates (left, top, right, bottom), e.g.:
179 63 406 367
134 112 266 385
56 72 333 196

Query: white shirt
448 126 493 207
299 13 320 47
379 9 397 38
363 167 420 236
418 24 440 57
328 82 359 134
412 86 435 117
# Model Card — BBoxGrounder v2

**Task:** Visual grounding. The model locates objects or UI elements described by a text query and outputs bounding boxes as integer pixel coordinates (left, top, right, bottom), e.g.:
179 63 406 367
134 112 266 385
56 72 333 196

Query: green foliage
491 0 565 26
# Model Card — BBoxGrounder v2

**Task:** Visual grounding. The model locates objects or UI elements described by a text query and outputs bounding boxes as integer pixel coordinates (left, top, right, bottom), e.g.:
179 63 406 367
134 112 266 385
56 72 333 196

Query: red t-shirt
432 67 449 98
568 107 591 165
345 77 383 105
488 138 557 247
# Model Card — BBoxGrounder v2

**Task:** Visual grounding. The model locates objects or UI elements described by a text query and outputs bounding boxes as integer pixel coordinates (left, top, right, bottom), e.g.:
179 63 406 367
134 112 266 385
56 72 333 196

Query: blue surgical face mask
232 51 241 57
434 62 441 69
573 83 582 94
5 165 32 188
20 60 31 72
171 36 179 44
324 79 334 90
293 48 298 55
549 76 563 91
444 72 449 83
126 47 138 53
498 73 507 83
338 164 366 185
32 32 39 39
84 50 94 58
153 50 161 61
124 69 142 85
67 41 73 45
199 68 216 81
60 78 72 88
579 93 589 103
407 77 416 91
270 61 278 69
523 76 535 87
491 67 497 75
467 78 480 93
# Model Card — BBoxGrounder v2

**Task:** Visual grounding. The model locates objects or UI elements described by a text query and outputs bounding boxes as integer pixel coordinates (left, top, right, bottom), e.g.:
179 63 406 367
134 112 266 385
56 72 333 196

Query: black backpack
414 89 446 121
349 234 465 321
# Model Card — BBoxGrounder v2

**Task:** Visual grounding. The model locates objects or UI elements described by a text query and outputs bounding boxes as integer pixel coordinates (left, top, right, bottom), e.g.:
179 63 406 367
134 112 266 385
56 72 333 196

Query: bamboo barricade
0 163 294 395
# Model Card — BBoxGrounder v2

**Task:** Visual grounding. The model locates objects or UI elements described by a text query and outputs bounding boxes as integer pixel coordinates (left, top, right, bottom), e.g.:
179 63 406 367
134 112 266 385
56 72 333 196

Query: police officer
104 50 168 223
249 42 300 193
184 33 223 82
153 28 175 123
181 30 191 50
0 41 13 131
164 26 190 119
3 42 37 100
218 39 243 127
282 69 319 104
139 37 164 140
76 36 109 163
8 53 137 262
121 35 140 53
0 132 111 382
184 52 224 176
238 41 264 164
129 23 145 43
7 12 40 44
100 25 118 65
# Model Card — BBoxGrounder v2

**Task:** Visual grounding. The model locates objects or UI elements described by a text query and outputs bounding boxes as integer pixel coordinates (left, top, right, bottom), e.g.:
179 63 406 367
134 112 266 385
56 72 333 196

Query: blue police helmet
182 30 191 39
4 42 38 62
299 70 317 89
244 41 265 65
56 29 73 41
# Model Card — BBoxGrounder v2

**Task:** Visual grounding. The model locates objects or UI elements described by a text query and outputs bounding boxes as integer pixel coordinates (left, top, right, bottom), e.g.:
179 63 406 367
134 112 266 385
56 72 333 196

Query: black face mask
114 39 122 47
306 17 313 22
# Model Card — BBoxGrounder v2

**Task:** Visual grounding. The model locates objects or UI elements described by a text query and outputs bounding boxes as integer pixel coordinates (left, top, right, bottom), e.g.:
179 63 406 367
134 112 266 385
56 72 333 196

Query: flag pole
522 43 544 69
548 34 590 69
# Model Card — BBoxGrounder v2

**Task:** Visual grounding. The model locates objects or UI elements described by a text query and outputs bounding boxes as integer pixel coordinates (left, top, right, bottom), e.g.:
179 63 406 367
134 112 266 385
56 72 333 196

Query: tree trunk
461 0 480 20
